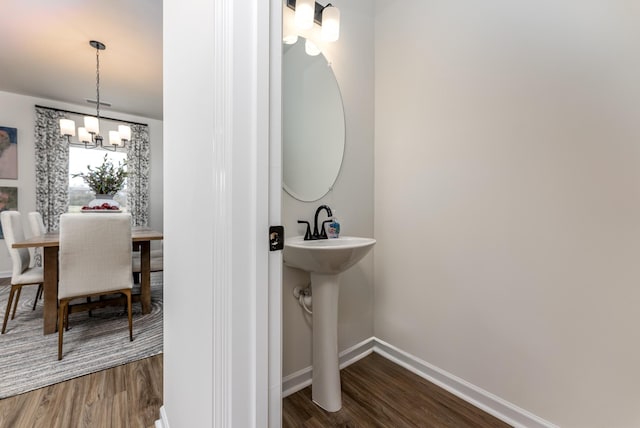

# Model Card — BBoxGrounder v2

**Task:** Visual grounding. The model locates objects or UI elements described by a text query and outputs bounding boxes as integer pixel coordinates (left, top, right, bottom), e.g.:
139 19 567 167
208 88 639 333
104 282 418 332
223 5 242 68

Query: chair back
1 211 31 281
28 211 46 236
58 213 133 300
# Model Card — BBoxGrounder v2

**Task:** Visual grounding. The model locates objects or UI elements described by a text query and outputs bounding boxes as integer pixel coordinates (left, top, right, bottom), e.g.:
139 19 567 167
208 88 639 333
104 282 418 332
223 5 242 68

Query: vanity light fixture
305 39 321 56
294 0 315 30
59 40 131 151
286 0 341 42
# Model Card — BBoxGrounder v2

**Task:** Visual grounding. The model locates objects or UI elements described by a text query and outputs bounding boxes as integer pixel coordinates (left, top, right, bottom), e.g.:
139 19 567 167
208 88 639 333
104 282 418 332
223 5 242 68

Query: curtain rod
35 104 149 127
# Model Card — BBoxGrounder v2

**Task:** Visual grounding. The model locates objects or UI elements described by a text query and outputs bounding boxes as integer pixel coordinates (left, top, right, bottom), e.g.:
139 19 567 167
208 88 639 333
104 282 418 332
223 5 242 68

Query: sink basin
284 236 376 274
283 235 376 412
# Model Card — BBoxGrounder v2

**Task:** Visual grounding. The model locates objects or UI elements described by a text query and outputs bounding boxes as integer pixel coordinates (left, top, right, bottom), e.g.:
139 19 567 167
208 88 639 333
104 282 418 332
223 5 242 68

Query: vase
88 194 120 209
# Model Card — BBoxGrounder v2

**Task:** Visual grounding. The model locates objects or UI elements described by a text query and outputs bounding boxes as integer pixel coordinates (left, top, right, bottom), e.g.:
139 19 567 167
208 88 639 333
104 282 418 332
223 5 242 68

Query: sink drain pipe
293 285 313 314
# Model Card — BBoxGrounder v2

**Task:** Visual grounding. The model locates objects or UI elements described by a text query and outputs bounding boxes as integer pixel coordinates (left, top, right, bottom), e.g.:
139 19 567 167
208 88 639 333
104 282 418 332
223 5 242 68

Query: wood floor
283 353 511 428
0 354 162 428
0 314 507 428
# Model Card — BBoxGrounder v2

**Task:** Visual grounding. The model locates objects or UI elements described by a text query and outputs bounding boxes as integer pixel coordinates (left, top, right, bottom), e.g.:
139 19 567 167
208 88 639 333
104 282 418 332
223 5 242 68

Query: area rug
0 273 163 399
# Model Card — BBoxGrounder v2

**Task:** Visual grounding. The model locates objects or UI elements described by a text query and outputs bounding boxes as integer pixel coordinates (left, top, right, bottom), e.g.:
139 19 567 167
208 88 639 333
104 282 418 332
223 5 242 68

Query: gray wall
374 1 640 426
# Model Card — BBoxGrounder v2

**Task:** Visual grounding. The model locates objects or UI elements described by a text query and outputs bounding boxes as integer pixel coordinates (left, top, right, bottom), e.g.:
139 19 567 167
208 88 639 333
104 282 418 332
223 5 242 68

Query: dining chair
57 213 133 360
1 211 44 334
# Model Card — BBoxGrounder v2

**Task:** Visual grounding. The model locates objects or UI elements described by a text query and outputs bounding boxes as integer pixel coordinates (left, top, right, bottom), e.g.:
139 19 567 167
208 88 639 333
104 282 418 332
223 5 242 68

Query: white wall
0 90 163 275
374 1 640 427
163 0 272 425
282 0 376 378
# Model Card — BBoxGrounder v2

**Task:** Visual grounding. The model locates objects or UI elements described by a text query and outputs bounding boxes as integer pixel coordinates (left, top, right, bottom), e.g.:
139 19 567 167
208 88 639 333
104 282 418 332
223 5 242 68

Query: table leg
140 241 151 314
43 246 58 335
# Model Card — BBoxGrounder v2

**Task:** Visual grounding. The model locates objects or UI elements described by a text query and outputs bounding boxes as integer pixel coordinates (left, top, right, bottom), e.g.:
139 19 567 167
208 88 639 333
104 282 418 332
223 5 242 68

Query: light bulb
78 127 91 144
84 116 99 135
283 34 299 45
305 39 321 56
295 0 315 30
321 5 340 42
59 119 76 137
118 125 131 141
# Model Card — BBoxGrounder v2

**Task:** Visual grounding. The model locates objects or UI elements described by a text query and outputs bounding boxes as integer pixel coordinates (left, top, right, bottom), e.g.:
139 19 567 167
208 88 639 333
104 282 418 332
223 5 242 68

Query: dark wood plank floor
283 352 511 428
0 354 163 428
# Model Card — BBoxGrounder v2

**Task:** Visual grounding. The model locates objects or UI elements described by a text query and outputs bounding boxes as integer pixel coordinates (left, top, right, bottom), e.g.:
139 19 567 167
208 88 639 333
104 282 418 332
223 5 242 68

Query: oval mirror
283 37 345 202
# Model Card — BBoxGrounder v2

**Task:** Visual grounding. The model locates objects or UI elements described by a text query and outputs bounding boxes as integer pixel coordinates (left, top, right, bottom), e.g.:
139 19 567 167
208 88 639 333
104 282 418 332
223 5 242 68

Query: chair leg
11 287 22 320
32 284 43 311
2 286 17 334
65 303 70 331
58 300 67 360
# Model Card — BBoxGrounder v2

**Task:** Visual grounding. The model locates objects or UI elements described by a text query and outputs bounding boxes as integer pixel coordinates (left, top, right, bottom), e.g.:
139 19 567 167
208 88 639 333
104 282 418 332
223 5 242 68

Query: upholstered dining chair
57 213 133 360
1 211 44 334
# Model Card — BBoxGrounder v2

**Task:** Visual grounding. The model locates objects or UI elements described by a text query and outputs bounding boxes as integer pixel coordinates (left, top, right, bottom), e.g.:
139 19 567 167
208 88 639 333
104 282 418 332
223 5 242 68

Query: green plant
72 153 128 195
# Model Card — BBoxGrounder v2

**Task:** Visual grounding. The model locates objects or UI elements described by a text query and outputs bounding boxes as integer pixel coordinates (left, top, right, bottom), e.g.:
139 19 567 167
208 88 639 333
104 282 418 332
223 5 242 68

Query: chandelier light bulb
60 119 76 137
118 125 131 142
78 127 92 144
84 116 99 135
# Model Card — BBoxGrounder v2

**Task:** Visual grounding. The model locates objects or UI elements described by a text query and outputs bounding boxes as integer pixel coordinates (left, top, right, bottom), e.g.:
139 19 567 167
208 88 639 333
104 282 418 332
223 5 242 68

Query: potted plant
72 153 127 210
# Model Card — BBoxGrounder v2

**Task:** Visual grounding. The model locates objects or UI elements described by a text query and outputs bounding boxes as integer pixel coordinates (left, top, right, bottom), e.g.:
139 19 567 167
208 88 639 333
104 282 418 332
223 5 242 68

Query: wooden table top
12 227 163 248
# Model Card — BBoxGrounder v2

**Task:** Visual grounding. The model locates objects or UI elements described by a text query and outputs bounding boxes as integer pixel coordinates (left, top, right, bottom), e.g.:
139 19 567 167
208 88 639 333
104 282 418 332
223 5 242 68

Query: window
68 147 128 211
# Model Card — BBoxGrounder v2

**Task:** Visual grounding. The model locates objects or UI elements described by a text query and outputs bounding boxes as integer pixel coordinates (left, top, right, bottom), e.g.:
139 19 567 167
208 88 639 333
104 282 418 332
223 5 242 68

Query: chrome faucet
313 205 333 240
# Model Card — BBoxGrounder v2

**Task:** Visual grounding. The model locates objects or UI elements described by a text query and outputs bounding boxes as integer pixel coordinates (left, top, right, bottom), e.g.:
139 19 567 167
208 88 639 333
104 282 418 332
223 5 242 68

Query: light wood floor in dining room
284 352 512 428
0 354 162 428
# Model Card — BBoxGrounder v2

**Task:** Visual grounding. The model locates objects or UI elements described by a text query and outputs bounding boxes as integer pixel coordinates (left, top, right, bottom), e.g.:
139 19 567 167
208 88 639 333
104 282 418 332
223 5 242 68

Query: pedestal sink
283 236 376 411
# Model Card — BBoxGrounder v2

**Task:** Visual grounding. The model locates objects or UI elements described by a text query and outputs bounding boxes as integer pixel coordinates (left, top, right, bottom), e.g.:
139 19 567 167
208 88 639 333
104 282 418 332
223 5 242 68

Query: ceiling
0 0 163 120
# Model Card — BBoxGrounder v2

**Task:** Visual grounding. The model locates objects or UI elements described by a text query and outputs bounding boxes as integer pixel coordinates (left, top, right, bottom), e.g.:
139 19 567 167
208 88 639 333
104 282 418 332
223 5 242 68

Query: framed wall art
0 126 18 179
0 186 18 239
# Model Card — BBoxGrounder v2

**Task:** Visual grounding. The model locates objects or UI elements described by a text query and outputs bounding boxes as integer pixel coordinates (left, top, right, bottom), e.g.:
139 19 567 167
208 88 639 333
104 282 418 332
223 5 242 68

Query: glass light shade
109 130 122 146
84 116 100 135
60 119 76 136
295 0 315 30
78 127 92 143
283 34 299 45
321 5 340 42
118 125 131 141
305 39 321 56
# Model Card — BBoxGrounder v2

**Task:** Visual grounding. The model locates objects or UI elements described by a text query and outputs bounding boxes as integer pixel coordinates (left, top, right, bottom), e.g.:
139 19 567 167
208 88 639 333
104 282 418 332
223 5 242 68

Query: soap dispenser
327 214 340 238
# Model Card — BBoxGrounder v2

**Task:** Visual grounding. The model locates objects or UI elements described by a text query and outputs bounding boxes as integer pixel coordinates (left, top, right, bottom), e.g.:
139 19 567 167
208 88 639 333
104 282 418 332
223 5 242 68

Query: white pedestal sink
283 236 376 411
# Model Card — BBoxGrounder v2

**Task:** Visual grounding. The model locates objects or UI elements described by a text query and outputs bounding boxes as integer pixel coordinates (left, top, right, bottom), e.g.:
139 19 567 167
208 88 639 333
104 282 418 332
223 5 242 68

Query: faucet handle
320 220 332 239
297 220 312 241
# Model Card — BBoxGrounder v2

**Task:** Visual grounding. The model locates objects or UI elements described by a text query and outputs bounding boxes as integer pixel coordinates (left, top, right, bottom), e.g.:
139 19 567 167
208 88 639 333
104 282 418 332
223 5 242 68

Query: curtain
34 106 69 232
126 124 150 227
35 107 150 229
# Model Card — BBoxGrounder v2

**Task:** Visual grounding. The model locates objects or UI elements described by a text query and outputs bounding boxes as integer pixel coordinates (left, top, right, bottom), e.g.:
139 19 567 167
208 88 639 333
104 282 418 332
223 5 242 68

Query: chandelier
59 40 131 151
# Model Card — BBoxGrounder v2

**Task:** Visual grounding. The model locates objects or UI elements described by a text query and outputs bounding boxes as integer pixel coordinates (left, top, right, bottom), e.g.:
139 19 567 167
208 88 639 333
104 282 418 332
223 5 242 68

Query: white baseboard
282 337 375 397
0 271 12 279
281 337 556 428
373 339 558 428
154 405 169 428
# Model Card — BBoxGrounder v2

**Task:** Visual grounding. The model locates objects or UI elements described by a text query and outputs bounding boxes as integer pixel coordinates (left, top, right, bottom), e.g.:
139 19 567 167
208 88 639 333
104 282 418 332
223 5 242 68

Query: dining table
12 227 163 335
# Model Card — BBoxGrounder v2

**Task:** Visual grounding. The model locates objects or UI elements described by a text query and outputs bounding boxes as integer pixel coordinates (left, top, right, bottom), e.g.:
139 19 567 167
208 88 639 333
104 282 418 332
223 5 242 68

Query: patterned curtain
126 124 150 227
34 107 69 232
